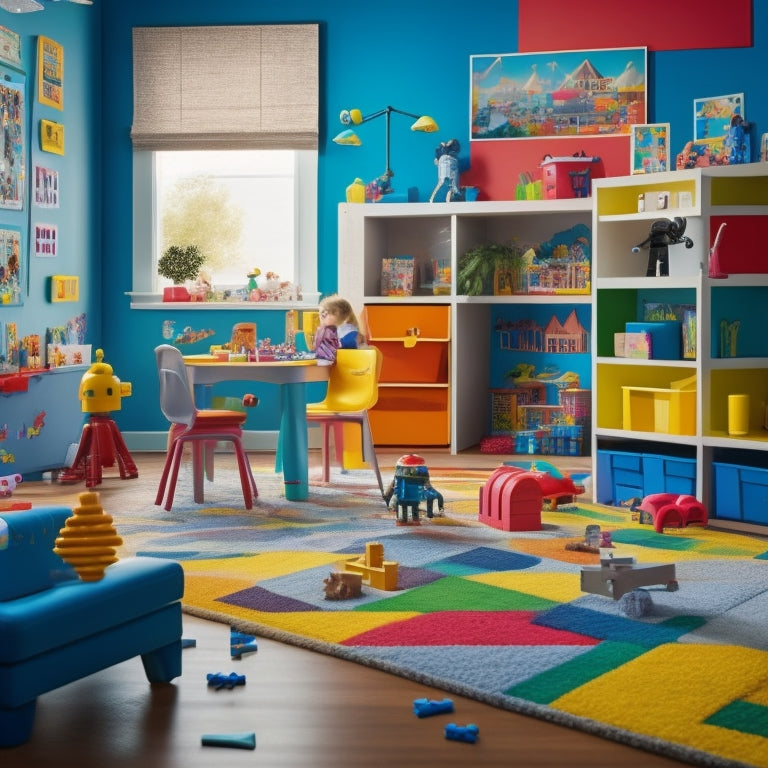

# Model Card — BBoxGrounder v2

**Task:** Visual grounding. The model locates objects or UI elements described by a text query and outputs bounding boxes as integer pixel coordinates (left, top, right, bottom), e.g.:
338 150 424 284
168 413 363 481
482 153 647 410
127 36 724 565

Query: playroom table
183 356 329 501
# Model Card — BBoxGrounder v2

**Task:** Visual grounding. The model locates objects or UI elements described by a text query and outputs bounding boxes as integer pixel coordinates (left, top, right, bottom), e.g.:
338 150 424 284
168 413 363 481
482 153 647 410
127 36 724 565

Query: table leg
279 382 308 501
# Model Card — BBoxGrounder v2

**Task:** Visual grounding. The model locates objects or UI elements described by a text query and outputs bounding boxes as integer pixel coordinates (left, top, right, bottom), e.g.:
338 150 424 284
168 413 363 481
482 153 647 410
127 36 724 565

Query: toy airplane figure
429 139 464 202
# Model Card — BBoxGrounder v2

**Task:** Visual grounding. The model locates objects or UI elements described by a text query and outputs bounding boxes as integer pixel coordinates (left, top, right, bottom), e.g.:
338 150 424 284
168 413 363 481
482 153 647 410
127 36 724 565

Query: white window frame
130 149 318 306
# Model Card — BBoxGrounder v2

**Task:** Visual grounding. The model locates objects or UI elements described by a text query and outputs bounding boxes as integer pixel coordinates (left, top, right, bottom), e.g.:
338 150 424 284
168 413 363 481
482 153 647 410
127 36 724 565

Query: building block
201 732 256 750
445 723 479 743
343 542 398 591
414 697 454 718
206 672 246 690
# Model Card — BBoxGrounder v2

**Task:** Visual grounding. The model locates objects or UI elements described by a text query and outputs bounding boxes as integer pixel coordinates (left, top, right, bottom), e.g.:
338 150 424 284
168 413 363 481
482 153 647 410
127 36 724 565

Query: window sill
127 292 321 310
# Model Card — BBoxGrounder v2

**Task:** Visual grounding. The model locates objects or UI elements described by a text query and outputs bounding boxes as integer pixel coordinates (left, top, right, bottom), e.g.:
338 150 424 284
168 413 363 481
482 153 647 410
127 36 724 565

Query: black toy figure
632 217 694 277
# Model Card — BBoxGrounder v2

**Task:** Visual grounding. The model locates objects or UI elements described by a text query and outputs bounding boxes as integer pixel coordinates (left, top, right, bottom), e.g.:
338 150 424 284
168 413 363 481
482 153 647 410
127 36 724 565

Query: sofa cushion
0 556 184 662
0 507 77 601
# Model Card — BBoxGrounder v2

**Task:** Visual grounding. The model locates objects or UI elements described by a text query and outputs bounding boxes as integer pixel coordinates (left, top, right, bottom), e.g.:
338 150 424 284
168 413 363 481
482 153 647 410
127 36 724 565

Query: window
132 148 317 297
130 24 318 303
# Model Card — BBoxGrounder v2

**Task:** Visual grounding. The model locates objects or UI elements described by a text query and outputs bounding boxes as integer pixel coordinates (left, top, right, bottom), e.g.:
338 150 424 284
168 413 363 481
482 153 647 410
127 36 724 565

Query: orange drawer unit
363 304 451 446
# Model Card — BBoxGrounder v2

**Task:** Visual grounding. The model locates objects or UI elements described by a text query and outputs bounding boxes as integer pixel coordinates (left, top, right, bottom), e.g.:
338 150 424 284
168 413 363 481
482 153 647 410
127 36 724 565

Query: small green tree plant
157 244 206 286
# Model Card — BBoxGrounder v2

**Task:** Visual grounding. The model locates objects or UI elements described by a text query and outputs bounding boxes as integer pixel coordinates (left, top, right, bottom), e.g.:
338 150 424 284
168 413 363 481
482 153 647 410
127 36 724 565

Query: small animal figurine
323 571 363 600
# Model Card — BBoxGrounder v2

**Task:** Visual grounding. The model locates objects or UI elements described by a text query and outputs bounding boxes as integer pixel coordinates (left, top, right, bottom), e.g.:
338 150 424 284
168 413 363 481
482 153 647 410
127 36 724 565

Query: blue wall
6 1 768 443
0 3 100 365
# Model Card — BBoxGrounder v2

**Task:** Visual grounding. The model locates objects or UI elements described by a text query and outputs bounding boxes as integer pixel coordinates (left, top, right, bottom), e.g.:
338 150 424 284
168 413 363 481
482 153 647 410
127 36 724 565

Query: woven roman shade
131 24 318 150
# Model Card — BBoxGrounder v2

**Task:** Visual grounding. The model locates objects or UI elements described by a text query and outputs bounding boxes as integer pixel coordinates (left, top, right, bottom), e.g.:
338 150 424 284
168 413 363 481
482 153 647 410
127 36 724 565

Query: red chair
154 344 257 511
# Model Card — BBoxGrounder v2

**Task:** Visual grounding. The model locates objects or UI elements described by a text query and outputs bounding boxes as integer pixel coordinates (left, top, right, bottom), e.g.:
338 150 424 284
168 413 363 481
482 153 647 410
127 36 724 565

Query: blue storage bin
597 449 696 506
713 462 768 524
625 321 681 360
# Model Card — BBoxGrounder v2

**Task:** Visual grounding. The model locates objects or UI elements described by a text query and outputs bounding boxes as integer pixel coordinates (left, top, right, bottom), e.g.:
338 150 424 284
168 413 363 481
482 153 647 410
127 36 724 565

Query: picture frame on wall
694 92 743 142
0 225 23 306
37 35 63 110
0 26 21 68
630 123 670 173
0 73 25 211
34 165 59 208
40 119 65 155
470 46 647 140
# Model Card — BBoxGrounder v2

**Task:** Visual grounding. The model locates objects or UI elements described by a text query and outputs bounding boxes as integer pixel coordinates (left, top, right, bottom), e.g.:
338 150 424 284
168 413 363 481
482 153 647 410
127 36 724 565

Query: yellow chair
305 347 385 498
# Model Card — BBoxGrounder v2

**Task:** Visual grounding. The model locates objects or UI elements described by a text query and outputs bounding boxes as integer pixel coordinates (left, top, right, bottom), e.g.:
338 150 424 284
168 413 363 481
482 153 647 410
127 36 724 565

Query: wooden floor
3 451 689 767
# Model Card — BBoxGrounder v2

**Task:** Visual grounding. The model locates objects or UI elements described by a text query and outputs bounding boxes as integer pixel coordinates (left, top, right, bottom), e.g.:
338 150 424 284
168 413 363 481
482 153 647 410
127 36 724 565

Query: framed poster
0 225 22 306
0 26 21 68
0 73 24 211
631 123 670 174
33 165 59 208
693 92 745 164
40 119 64 154
37 35 63 110
471 47 646 140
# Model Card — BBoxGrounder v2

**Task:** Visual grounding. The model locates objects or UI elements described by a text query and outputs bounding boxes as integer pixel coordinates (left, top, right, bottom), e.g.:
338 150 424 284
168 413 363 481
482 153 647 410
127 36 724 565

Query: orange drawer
370 387 449 446
364 304 450 340
375 340 448 385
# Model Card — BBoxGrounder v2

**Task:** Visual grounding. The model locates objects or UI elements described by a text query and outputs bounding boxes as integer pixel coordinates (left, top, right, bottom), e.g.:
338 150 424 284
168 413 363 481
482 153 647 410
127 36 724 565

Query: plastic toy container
713 462 768 524
622 374 696 435
540 156 599 200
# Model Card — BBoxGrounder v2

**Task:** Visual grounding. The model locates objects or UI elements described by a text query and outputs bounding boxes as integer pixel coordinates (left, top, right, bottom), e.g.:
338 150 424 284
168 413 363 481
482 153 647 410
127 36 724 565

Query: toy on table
57 349 138 488
384 454 444 525
206 672 246 690
444 723 479 744
413 697 454 718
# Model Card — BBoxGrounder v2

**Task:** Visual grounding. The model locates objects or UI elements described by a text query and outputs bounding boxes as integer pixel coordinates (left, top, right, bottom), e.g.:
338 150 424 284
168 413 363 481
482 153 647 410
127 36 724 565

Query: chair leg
361 415 385 498
232 440 255 509
321 422 332 482
163 440 185 511
191 440 205 503
155 440 177 506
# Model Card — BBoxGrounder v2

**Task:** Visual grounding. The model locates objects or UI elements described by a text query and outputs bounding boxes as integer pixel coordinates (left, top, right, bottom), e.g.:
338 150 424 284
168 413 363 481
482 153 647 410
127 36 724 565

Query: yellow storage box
621 374 696 436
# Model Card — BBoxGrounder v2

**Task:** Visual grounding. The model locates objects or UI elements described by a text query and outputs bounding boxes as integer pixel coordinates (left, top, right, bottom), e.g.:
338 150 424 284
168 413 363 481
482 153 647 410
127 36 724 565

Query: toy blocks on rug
478 465 542 531
343 542 398 591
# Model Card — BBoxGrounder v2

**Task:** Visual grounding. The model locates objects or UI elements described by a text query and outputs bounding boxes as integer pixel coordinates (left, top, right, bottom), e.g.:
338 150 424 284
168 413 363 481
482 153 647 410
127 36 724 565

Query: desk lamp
334 106 438 198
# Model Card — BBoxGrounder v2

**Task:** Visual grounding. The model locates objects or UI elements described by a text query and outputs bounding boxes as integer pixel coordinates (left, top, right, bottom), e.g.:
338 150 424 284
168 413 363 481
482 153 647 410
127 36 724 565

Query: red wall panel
518 0 752 52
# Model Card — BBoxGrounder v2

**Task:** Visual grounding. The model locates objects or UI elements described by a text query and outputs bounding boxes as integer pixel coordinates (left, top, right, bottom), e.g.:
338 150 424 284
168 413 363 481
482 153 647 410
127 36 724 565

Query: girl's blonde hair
319 294 359 327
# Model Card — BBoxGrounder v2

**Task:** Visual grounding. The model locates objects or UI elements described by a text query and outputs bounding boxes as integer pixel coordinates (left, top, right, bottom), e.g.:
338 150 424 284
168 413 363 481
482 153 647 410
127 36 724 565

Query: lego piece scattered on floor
445 723 479 743
413 697 454 718
201 732 256 750
230 628 258 659
181 638 197 649
207 672 246 690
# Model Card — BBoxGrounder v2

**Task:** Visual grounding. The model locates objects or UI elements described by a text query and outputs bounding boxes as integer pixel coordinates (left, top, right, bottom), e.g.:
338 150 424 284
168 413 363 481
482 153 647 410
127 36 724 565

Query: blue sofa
0 506 184 747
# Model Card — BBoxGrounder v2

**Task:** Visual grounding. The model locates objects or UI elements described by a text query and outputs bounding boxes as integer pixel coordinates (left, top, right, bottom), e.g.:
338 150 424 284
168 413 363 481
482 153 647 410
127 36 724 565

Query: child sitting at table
314 294 363 365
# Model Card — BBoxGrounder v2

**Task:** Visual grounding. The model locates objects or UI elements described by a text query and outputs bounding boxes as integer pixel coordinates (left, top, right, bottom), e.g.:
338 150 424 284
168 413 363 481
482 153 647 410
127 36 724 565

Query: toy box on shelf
380 255 414 297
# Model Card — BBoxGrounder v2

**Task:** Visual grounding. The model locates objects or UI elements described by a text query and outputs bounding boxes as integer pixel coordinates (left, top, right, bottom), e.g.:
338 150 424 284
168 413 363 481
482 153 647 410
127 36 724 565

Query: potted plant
158 244 206 302
457 241 527 296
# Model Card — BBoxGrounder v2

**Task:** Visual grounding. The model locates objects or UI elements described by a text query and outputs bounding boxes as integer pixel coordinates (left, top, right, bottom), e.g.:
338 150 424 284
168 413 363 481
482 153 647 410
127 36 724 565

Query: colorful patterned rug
115 458 768 768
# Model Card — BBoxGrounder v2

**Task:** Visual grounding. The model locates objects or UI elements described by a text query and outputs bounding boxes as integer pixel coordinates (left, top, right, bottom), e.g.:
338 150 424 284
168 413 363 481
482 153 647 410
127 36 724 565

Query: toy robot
631 217 694 277
429 139 464 202
384 454 444 525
